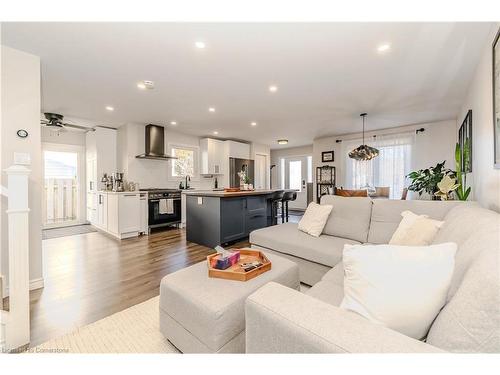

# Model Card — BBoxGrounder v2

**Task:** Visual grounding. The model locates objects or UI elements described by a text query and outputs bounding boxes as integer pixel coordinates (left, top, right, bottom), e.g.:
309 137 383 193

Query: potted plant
406 161 456 199
454 141 472 201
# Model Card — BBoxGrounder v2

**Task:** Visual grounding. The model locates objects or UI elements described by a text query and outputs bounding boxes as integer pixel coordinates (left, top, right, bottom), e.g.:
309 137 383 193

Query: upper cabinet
200 138 225 175
225 140 250 160
86 127 117 186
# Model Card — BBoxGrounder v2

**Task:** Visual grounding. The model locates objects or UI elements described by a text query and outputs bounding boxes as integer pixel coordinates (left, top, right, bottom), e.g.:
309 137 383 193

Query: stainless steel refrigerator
229 157 254 187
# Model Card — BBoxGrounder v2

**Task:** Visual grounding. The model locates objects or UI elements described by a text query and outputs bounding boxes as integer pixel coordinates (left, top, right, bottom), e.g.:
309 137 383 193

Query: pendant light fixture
348 113 379 161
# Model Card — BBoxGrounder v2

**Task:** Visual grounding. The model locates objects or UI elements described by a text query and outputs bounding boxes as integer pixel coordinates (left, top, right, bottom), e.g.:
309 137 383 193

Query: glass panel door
284 156 308 210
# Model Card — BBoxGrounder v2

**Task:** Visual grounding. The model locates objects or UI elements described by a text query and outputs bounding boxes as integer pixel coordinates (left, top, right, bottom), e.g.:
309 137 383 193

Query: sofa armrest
245 282 444 353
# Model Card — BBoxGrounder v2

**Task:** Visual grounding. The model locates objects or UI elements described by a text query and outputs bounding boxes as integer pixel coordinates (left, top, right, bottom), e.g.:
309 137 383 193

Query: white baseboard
3 277 44 298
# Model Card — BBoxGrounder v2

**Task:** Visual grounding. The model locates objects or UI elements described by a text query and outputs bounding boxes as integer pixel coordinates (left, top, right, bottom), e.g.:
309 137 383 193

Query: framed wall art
493 27 500 168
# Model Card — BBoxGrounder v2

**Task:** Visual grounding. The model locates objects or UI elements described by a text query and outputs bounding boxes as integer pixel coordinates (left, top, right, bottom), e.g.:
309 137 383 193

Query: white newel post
3 164 31 351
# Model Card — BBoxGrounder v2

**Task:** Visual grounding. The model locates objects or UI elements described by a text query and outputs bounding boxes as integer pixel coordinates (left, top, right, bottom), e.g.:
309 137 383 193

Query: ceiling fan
40 112 95 133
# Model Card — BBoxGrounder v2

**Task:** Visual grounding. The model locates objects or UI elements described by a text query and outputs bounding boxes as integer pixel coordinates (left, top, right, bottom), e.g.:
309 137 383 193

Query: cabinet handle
123 194 137 197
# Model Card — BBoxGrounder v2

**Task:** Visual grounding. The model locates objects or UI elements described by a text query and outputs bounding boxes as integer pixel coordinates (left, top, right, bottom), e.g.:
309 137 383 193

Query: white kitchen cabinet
224 140 250 159
96 192 108 230
119 194 140 233
86 127 117 225
140 193 148 234
101 192 141 239
200 138 224 175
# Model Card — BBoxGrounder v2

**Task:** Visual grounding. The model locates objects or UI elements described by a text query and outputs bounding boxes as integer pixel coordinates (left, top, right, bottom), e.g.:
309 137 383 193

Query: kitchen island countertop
182 189 281 198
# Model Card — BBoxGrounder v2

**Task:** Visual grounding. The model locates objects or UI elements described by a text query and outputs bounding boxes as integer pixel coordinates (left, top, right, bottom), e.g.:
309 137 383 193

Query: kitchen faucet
185 175 190 189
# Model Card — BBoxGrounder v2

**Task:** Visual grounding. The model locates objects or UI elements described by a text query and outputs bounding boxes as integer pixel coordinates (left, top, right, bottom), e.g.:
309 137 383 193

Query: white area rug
32 284 310 353
33 297 179 353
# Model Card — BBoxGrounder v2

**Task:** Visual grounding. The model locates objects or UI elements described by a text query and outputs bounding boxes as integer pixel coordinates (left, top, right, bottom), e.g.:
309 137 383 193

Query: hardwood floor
6 227 249 347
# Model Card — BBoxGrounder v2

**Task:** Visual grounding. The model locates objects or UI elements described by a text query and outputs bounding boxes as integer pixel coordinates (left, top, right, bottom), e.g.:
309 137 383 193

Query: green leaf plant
454 141 471 201
406 161 456 199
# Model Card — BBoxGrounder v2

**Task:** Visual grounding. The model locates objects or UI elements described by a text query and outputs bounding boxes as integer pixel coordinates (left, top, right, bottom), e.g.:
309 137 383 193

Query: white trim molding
4 278 45 297
3 164 31 350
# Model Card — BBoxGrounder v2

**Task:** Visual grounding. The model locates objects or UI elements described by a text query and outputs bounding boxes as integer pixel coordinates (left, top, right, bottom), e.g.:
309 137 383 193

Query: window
170 145 198 178
280 158 285 189
307 156 313 183
343 132 414 199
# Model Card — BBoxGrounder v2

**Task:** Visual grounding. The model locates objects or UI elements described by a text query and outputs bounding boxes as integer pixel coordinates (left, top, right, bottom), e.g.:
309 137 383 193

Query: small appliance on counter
113 172 125 192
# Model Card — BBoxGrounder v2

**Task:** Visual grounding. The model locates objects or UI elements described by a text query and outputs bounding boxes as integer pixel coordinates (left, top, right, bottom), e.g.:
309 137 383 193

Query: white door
284 156 307 210
254 154 267 190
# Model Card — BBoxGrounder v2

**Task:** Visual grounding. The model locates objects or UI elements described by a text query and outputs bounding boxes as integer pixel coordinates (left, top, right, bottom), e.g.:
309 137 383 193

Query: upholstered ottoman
159 252 300 353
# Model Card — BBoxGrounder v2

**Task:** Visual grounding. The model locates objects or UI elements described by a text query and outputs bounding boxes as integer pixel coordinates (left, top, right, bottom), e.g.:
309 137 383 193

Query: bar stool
269 190 284 225
281 191 297 223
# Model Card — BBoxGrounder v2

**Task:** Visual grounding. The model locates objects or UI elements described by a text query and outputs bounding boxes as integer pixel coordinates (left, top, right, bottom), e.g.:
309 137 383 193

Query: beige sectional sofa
248 196 500 353
250 196 461 285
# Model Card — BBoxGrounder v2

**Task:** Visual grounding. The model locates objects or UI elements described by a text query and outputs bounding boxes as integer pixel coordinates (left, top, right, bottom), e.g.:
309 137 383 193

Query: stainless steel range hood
135 124 177 160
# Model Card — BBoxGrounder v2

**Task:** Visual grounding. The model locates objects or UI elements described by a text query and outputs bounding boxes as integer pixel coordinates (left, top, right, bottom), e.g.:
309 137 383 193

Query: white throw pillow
297 202 333 237
340 242 457 340
389 210 444 246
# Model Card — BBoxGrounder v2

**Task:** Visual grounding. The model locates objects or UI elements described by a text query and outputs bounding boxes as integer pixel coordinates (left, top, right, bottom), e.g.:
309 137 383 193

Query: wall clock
17 129 29 138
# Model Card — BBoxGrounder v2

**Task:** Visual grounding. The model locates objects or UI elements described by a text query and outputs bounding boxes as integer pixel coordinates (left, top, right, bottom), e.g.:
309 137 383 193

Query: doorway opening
279 155 313 210
42 144 85 229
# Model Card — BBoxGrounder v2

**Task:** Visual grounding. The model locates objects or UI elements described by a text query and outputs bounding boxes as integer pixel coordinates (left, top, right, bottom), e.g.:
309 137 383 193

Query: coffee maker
113 172 124 192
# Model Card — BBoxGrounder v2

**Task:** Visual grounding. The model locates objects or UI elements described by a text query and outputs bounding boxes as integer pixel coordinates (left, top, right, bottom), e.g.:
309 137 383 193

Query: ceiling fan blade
62 122 95 132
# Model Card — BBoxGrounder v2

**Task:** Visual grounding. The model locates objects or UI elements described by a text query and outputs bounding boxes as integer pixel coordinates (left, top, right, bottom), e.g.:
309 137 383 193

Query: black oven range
139 188 182 231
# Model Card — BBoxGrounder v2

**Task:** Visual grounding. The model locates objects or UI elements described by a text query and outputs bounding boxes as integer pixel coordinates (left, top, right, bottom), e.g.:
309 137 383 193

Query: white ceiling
1 22 493 148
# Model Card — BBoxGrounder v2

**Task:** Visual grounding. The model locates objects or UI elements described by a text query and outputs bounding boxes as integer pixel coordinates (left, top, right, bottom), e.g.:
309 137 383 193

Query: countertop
182 189 281 198
98 190 142 195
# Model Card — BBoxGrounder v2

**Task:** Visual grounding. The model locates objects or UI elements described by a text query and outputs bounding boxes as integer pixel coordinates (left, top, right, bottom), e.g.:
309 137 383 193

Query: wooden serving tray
224 188 240 192
207 249 271 282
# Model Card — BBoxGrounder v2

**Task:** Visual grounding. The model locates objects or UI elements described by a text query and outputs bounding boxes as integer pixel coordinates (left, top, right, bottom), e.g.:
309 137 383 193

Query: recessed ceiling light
277 139 288 145
195 41 206 49
208 107 216 112
137 80 154 90
105 106 114 111
269 85 278 93
170 121 177 126
377 43 391 53
213 131 219 135
251 122 257 127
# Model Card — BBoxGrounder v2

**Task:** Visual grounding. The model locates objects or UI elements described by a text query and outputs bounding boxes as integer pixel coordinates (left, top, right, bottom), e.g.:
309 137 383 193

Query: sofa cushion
367 199 460 244
320 195 373 242
250 222 360 267
340 242 457 340
306 280 344 307
426 248 500 352
297 202 333 237
389 210 444 246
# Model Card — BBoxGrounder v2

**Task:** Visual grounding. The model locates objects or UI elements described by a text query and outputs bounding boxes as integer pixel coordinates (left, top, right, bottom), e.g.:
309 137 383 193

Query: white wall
270 145 313 189
312 120 457 201
457 24 500 212
117 123 215 190
1 46 42 287
41 126 86 146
